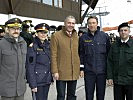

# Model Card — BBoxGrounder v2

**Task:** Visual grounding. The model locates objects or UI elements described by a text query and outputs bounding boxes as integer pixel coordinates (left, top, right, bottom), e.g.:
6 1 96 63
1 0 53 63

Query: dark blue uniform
79 29 110 100
26 37 52 100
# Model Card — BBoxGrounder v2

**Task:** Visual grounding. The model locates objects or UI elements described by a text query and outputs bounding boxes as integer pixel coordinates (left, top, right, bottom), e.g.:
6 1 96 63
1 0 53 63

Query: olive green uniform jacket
50 27 80 80
0 34 27 97
107 38 133 85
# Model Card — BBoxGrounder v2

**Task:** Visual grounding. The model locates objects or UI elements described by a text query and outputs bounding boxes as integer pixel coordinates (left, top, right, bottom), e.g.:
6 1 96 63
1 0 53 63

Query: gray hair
64 15 76 23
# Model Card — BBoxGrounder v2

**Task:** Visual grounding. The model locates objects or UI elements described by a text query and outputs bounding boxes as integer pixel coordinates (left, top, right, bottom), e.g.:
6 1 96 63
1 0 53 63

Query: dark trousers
84 72 106 100
56 80 77 100
33 85 50 100
1 95 24 100
114 84 133 100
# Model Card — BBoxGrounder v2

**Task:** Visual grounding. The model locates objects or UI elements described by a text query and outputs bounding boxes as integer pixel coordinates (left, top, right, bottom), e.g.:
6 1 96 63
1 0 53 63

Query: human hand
80 71 84 78
53 73 59 80
32 87 37 92
107 79 113 86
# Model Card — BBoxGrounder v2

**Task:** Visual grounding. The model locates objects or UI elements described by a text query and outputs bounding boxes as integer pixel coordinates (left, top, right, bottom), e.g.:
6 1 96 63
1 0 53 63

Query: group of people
0 15 133 100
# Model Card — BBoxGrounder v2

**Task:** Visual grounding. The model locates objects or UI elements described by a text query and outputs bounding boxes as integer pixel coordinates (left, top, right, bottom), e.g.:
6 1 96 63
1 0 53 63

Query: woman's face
37 31 48 41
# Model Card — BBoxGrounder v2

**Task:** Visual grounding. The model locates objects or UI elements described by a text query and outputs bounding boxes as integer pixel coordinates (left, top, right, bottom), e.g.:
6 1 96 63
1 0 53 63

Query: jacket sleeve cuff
80 65 84 71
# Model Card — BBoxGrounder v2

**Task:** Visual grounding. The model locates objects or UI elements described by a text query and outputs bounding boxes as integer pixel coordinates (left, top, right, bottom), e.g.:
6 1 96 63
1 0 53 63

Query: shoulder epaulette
29 43 33 47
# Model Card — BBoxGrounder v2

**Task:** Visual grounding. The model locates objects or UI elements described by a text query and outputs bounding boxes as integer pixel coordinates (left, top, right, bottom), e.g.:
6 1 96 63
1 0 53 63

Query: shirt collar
121 37 129 43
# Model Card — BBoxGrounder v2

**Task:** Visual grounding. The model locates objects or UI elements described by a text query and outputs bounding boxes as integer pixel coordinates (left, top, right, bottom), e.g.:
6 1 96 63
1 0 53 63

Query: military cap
23 20 32 24
118 22 130 32
0 25 5 33
5 18 22 28
22 20 33 28
34 23 49 32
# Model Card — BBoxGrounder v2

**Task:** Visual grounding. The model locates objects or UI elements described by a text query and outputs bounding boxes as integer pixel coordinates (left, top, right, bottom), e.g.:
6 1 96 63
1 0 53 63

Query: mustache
13 32 19 34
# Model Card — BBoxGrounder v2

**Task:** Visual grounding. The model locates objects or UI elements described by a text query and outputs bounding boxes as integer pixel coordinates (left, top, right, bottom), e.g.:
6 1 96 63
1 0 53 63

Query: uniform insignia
29 43 33 47
0 27 2 29
84 40 92 42
15 18 18 21
37 48 43 51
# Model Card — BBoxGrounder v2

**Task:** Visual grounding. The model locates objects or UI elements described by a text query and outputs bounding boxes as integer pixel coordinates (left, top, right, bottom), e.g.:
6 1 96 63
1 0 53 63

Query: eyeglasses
10 27 21 31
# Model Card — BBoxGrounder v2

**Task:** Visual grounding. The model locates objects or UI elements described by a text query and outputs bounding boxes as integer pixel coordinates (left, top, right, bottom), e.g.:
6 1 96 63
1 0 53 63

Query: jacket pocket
125 50 133 61
2 50 16 65
84 43 93 55
128 70 133 76
96 42 107 53
35 67 51 84
36 52 50 65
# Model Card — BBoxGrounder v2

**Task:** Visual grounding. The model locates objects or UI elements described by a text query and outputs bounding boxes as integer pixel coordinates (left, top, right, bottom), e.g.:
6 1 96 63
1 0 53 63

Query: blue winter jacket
79 29 110 74
26 37 52 89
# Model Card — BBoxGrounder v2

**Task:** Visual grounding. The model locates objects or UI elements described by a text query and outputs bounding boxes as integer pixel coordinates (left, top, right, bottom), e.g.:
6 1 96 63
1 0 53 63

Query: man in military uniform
20 20 34 46
0 25 5 40
0 18 27 100
107 23 133 100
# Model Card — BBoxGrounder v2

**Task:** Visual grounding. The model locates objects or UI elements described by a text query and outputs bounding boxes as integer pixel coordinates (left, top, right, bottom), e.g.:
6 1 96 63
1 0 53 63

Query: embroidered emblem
84 40 92 42
37 48 43 51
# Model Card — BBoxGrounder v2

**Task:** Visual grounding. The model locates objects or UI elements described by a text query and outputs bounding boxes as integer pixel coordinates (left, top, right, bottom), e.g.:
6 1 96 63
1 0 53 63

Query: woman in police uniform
26 23 52 100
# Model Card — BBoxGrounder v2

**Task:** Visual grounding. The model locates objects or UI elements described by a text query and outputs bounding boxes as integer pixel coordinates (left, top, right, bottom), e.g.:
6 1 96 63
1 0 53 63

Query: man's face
0 32 5 37
119 27 130 40
64 18 75 32
88 18 98 33
8 27 21 38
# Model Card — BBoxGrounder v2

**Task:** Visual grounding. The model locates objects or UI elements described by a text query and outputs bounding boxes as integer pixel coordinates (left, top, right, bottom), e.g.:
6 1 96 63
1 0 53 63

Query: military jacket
0 34 27 97
107 38 133 85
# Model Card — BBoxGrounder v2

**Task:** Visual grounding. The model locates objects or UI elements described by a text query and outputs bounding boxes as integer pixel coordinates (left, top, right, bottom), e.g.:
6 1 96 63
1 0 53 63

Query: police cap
5 18 22 28
118 22 130 32
34 23 49 33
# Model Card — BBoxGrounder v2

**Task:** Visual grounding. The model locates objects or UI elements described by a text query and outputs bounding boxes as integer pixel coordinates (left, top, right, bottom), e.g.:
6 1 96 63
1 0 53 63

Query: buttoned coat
26 37 52 89
107 38 133 85
50 27 80 80
0 34 27 97
79 29 110 74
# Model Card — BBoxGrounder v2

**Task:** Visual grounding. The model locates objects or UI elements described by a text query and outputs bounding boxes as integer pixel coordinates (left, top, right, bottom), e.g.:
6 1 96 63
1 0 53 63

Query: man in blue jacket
79 16 110 100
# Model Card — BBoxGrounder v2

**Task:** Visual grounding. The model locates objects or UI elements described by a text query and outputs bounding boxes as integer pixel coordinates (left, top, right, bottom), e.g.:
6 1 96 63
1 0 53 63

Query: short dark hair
87 16 98 23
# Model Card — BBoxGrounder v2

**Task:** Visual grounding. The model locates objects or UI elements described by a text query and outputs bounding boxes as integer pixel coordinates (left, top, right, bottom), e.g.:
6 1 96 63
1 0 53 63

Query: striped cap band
7 23 22 27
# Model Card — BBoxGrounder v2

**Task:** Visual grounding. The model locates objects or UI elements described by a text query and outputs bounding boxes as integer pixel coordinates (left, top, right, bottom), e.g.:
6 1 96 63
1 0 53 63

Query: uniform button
36 72 37 74
45 72 46 73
